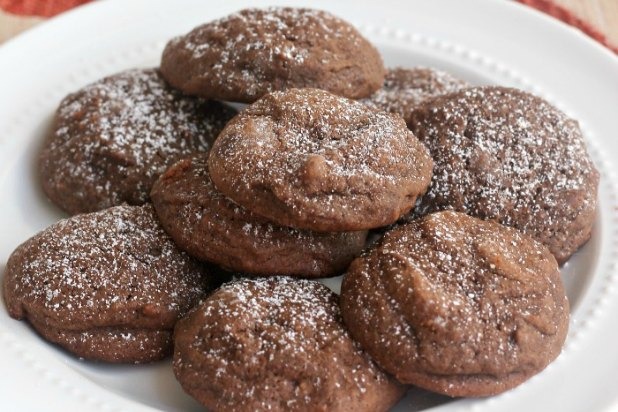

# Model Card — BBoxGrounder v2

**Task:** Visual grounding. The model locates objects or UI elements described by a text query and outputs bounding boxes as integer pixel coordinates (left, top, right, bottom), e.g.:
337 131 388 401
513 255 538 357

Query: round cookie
160 7 385 102
173 277 405 411
208 88 434 232
40 68 237 215
360 67 469 126
3 205 217 363
407 86 599 263
340 211 570 397
151 154 367 277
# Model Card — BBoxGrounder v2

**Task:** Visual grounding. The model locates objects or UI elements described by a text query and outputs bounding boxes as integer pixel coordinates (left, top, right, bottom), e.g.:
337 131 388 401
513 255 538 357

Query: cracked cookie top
208 88 433 232
340 211 569 396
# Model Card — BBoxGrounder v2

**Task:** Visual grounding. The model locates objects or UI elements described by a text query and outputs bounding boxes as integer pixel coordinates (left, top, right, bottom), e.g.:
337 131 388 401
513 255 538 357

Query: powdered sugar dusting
171 7 372 101
31 318 172 363
174 277 399 410
360 67 469 123
409 86 599 262
151 155 367 277
5 204 208 330
209 88 432 229
41 69 235 212
342 211 568 383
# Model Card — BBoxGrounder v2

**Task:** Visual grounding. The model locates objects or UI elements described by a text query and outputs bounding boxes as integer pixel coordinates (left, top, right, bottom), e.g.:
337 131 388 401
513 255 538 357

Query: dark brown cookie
208 88 433 232
173 277 405 411
3 205 216 363
151 154 367 277
408 86 599 263
160 7 385 102
40 68 236 215
360 67 469 126
340 211 569 397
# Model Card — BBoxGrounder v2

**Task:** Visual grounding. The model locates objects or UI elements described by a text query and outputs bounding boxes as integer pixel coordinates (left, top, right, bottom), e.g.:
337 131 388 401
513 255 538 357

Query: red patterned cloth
0 0 91 17
517 0 618 54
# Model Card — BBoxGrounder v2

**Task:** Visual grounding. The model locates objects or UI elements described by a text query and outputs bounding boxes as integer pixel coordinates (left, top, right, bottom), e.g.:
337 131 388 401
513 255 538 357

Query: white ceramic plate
1 0 617 411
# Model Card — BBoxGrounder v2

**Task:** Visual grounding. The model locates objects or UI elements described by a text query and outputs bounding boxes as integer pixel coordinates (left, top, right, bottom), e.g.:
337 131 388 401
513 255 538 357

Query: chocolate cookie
340 211 569 397
173 277 405 411
360 67 469 125
151 154 367 277
408 86 599 263
160 7 385 102
3 205 216 363
208 88 433 232
40 68 236 215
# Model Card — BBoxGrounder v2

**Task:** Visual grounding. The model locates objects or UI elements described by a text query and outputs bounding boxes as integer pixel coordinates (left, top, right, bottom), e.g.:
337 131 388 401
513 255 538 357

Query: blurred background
0 0 616 53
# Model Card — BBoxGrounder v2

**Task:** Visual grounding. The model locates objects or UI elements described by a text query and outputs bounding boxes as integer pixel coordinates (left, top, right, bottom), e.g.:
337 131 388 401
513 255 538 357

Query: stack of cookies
2 6 599 412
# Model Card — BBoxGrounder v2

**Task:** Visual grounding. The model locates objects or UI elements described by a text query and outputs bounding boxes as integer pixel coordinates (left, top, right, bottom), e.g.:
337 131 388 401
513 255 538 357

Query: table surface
0 0 617 51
